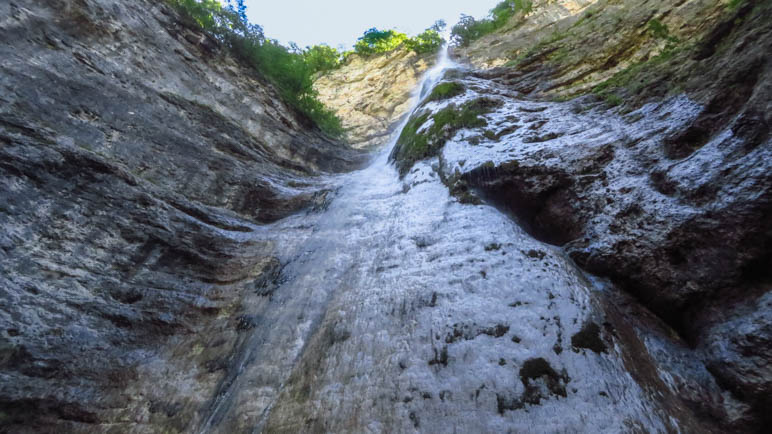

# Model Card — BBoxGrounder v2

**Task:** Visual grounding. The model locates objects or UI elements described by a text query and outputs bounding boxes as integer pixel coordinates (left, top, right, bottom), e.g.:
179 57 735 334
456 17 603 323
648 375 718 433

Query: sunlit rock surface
454 0 599 69
315 49 434 149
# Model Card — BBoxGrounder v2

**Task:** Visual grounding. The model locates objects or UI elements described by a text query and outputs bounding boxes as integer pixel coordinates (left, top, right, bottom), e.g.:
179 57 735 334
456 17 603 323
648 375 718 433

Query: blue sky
242 0 502 49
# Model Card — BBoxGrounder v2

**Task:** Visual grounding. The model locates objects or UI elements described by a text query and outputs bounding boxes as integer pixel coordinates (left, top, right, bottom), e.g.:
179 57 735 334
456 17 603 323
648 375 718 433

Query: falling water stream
198 45 685 433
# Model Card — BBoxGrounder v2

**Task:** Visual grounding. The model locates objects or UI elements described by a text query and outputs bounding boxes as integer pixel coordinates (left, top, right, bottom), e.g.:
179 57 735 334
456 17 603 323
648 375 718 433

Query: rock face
454 0 599 69
2 0 770 432
391 0 771 429
0 0 364 431
315 49 434 148
454 0 745 99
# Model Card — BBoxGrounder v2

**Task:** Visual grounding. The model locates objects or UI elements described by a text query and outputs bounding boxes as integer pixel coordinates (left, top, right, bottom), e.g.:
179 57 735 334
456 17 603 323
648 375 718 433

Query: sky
242 0 502 49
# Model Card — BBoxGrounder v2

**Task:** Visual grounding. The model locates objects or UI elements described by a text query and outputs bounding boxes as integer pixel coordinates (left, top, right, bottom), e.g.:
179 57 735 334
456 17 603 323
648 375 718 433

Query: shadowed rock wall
0 0 363 431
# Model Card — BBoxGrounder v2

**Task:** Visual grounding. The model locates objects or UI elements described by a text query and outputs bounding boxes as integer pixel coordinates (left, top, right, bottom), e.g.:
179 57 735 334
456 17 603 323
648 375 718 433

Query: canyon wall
391 0 770 429
0 0 363 431
315 49 435 149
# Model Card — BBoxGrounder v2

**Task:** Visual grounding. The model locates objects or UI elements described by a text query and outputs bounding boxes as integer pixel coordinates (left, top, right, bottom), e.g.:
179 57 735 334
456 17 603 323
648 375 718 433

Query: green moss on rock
390 97 502 174
425 82 465 102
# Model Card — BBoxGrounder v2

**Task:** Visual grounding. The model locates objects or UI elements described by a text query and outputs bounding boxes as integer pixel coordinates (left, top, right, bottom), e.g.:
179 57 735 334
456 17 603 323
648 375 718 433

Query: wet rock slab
0 0 363 431
390 62 770 429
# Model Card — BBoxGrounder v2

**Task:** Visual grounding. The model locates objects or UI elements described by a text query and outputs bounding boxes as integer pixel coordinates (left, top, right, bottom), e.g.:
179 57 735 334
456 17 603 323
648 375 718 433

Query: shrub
354 23 446 57
166 0 343 137
452 0 533 46
354 28 409 56
304 44 341 74
451 14 495 47
405 29 444 54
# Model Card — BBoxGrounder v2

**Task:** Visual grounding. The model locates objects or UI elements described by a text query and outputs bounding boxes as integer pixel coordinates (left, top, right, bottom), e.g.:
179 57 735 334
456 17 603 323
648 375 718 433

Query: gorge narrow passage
199 49 688 433
2 1 769 432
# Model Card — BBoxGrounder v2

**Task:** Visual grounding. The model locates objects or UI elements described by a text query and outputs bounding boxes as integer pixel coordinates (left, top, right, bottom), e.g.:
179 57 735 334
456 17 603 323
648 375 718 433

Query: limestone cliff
314 49 434 148
390 0 771 429
0 0 364 431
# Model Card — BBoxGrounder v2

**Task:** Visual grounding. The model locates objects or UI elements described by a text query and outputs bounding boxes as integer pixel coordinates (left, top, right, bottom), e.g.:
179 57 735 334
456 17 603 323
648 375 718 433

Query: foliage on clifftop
451 0 532 46
166 0 343 137
352 21 446 57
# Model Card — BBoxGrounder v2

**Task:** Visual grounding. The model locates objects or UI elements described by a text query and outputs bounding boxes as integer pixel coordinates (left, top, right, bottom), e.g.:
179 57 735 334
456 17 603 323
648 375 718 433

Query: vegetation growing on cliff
167 0 343 136
405 26 446 54
451 0 532 46
303 44 342 74
353 21 446 57
353 28 408 55
426 82 465 102
391 98 502 173
591 19 683 106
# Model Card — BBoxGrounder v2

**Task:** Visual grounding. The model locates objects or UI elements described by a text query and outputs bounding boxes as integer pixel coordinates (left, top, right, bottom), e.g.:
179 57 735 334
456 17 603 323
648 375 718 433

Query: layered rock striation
315 49 434 149
0 0 363 431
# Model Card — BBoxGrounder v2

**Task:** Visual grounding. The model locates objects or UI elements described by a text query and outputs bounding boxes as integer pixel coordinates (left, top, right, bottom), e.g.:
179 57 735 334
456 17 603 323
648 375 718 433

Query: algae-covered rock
390 97 503 174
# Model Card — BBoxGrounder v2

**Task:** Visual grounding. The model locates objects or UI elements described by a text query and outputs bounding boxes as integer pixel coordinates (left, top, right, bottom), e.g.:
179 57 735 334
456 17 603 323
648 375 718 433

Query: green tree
451 1 532 46
430 20 447 33
405 29 444 54
354 28 409 56
304 44 341 74
166 0 342 137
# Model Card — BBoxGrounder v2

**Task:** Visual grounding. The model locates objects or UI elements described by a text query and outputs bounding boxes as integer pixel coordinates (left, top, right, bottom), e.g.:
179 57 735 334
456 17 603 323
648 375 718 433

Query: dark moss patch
428 346 449 367
498 357 570 413
425 81 465 102
236 314 259 331
496 393 525 414
519 357 570 404
481 324 510 338
524 249 546 259
446 323 510 343
409 411 420 428
571 321 607 354
522 131 563 143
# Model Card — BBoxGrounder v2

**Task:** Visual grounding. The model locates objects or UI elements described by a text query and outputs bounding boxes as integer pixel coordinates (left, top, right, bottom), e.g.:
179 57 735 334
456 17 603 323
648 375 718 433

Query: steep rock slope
315 49 434 148
0 0 364 431
456 0 600 69
392 0 771 430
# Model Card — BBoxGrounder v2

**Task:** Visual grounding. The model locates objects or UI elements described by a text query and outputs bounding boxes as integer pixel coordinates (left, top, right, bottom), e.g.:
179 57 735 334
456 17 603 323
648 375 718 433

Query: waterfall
384 40 457 155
